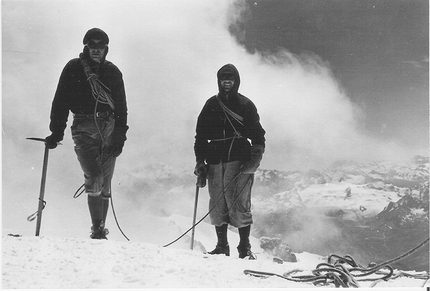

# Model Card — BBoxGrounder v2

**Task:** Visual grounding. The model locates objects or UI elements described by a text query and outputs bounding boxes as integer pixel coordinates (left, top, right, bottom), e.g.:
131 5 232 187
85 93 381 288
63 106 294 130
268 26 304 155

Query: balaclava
217 64 240 98
82 28 109 63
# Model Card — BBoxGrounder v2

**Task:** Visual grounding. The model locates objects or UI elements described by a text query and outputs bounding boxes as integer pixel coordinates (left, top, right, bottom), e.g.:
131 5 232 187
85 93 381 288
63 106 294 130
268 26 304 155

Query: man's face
87 39 107 63
219 73 235 92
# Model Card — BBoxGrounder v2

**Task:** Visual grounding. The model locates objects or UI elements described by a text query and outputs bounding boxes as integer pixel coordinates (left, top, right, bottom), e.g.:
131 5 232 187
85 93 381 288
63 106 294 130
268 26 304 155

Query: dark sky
231 0 429 151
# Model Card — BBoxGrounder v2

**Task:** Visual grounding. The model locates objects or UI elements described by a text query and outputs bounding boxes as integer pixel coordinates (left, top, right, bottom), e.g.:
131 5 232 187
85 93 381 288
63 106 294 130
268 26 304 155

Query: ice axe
190 173 207 250
26 137 50 236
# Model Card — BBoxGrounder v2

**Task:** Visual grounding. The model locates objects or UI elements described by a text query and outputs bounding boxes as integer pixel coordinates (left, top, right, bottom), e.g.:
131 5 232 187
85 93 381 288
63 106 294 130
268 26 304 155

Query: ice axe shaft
190 184 199 250
190 173 207 249
27 137 49 236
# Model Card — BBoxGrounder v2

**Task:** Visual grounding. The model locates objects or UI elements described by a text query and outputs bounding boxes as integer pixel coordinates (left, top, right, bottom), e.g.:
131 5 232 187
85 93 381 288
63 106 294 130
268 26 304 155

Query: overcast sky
234 0 429 153
2 0 429 236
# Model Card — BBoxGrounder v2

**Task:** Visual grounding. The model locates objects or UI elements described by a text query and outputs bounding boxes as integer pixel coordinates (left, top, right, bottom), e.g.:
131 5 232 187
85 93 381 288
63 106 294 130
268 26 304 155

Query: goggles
219 73 235 81
86 40 108 49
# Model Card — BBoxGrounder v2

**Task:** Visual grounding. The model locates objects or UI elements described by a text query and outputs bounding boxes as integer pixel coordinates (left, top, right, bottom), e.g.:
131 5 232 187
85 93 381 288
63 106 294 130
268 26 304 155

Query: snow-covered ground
3 234 321 289
2 228 428 289
3 164 429 289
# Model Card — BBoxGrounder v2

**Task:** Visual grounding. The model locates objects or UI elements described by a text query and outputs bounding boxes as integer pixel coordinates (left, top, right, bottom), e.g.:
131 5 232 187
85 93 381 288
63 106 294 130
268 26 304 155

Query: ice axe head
27 137 61 148
26 137 46 142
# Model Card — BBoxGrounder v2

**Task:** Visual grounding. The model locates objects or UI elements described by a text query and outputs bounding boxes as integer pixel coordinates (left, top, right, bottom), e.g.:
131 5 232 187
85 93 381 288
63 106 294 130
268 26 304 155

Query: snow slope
3 159 429 289
3 194 429 289
2 231 429 289
3 235 322 289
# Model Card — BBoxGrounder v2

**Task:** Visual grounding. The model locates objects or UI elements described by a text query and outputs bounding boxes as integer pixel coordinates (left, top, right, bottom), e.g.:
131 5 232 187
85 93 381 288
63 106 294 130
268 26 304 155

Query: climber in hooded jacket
45 28 128 239
194 63 265 259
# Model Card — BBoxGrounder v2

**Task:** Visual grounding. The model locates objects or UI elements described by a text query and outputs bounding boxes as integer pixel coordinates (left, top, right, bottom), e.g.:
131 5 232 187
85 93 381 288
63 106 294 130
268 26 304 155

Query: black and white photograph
2 0 429 289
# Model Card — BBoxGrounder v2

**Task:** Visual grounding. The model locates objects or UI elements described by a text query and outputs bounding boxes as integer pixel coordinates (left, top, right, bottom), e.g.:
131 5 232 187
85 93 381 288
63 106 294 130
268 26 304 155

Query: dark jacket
194 64 265 164
49 48 128 142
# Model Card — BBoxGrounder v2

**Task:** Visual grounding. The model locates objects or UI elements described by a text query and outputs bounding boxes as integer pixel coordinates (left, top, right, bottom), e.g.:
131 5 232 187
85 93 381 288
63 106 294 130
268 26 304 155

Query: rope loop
73 183 85 198
27 199 47 221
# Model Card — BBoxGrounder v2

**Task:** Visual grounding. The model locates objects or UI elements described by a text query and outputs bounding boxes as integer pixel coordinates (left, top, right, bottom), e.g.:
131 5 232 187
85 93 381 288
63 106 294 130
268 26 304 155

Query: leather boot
207 224 230 256
88 194 108 239
238 225 256 259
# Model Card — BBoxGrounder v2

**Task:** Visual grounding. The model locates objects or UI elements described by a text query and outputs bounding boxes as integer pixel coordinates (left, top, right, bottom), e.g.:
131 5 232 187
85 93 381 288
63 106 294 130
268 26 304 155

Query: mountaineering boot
88 194 108 239
238 225 256 259
207 224 229 256
237 242 256 259
90 221 109 239
207 243 230 256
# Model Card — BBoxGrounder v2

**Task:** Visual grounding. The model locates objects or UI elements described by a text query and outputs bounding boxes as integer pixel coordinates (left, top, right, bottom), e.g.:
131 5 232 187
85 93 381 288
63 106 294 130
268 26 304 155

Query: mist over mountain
250 155 429 272
119 155 428 272
253 155 429 193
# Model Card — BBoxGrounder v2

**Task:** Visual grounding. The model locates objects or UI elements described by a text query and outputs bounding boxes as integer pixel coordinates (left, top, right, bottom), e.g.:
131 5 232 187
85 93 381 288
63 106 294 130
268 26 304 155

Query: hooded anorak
194 64 265 228
194 64 265 164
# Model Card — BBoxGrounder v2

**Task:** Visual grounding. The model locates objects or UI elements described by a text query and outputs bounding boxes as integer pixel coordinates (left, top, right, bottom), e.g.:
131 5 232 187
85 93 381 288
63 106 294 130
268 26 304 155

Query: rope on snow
244 237 429 288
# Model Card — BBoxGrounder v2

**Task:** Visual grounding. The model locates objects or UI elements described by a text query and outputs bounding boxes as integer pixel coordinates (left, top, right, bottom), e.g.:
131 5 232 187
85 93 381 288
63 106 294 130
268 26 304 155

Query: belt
74 111 111 119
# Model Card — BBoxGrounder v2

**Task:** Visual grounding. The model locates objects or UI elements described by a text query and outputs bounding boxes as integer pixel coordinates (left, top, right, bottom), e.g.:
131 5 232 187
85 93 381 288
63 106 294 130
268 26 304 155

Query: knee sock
88 195 104 228
215 224 228 246
102 197 110 223
239 225 251 246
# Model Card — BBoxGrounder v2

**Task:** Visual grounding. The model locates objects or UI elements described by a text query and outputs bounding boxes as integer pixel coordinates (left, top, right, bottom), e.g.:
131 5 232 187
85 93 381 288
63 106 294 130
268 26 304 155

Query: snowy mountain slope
3 186 428 289
2 233 428 289
250 158 429 273
3 157 428 288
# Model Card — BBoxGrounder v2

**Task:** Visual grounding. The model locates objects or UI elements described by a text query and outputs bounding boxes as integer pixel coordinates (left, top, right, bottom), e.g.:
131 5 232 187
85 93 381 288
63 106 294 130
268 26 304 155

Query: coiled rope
79 53 115 111
244 237 429 288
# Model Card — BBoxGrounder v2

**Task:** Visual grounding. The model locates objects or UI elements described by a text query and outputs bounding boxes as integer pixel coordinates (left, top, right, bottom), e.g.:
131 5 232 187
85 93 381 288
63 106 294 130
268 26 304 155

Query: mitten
194 160 208 188
194 160 207 177
110 126 128 157
45 134 62 149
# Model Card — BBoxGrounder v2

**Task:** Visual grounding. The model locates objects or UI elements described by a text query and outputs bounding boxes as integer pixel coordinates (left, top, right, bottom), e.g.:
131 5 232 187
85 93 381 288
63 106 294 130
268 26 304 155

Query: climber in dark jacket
45 28 129 239
194 63 265 259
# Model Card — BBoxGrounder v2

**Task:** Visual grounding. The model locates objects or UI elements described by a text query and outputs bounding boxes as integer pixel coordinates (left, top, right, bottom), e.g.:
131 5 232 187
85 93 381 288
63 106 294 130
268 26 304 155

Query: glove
110 142 124 158
194 160 207 176
110 126 128 157
194 160 208 188
45 134 62 149
241 145 265 174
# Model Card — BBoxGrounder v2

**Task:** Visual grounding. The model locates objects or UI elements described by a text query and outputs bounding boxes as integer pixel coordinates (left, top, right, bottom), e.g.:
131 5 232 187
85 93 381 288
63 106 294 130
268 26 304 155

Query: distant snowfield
259 181 402 213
